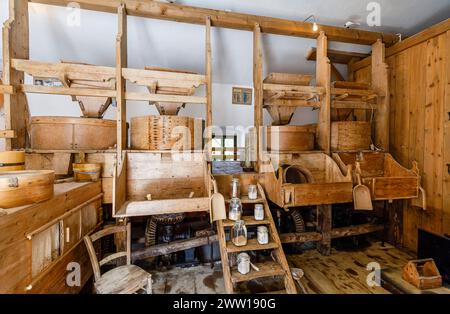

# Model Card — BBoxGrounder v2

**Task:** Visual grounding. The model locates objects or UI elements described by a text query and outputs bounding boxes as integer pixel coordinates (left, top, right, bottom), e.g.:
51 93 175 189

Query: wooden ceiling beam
29 0 398 46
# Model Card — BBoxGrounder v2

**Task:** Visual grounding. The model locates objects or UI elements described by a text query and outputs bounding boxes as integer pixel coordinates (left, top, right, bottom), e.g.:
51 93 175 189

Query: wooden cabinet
0 181 102 293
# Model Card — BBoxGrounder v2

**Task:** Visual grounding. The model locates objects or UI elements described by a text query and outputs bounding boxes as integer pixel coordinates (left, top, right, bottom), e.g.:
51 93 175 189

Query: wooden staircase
216 183 297 294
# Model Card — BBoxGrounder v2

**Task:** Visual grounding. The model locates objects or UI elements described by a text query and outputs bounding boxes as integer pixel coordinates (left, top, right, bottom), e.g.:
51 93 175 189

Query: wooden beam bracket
0 85 16 94
0 130 16 139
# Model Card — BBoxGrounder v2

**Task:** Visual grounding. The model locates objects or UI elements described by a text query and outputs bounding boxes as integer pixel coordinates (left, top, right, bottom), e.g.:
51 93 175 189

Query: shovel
353 162 373 211
210 179 226 223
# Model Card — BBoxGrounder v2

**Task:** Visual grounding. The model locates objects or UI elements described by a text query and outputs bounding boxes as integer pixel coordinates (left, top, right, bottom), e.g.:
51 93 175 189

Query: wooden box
332 152 421 201
30 116 117 150
131 115 203 151
266 125 315 152
331 121 372 151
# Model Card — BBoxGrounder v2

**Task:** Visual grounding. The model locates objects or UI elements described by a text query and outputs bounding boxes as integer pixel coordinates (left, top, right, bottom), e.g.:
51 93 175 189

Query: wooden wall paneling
422 35 445 236
2 0 29 150
403 43 427 250
253 23 263 171
316 32 331 154
116 4 127 159
443 30 450 235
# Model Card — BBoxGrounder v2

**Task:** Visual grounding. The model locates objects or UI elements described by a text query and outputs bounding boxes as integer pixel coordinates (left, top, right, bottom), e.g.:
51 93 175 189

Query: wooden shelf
225 196 265 204
231 261 285 283
226 238 278 253
222 216 271 228
306 48 370 64
115 197 210 218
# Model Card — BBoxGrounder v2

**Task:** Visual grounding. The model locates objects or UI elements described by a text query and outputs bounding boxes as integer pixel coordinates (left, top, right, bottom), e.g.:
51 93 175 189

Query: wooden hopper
263 73 315 125
145 66 200 115
60 61 115 118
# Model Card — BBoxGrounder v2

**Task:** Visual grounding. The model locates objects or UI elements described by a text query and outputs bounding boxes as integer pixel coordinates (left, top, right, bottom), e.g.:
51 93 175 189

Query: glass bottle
231 220 248 247
230 178 241 199
228 197 242 221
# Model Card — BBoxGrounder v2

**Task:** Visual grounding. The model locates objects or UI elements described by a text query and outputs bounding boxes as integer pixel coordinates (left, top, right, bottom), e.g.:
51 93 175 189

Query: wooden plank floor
149 242 414 294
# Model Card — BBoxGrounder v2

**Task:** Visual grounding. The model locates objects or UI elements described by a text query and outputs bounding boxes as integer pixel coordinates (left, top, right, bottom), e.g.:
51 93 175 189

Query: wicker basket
331 121 372 151
266 125 316 152
30 116 117 150
131 115 203 151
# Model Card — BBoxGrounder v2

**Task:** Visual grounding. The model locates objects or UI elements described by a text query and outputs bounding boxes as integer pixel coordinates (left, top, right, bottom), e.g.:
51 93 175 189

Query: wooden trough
260 152 353 208
113 151 211 218
332 152 423 203
29 116 117 150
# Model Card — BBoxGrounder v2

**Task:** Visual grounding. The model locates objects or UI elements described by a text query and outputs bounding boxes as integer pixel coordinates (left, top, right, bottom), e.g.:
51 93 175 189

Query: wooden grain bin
0 151 25 171
131 115 203 151
29 116 117 150
331 121 372 151
266 125 316 152
73 163 101 182
0 170 54 208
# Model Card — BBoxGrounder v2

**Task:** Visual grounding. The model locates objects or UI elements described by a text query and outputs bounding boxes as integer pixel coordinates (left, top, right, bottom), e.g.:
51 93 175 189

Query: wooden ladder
216 183 297 294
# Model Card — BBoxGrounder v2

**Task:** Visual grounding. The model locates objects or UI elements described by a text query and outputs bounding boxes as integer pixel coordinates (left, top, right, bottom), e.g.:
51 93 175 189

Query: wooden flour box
131 115 203 151
30 116 117 150
266 125 316 152
331 121 372 151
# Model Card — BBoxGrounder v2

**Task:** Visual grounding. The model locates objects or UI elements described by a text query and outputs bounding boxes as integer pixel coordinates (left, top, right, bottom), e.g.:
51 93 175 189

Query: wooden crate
266 125 316 152
331 121 372 151
29 116 117 150
260 152 353 207
332 152 421 201
130 115 203 151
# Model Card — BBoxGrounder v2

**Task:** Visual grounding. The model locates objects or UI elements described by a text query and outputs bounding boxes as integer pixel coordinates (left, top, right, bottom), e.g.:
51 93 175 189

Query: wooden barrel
131 115 203 150
331 121 372 151
0 151 25 172
0 170 54 208
266 125 316 152
73 163 101 182
30 116 117 150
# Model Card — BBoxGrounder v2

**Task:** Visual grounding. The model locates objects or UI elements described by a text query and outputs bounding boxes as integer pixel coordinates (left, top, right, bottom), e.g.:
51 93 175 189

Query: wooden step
222 216 271 228
231 261 285 283
225 196 265 204
226 238 278 253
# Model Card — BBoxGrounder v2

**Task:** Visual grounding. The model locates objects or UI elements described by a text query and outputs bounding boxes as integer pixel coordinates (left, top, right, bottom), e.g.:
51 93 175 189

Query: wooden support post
317 205 332 255
372 39 390 151
253 23 263 172
316 32 331 154
205 17 212 160
116 4 127 161
2 0 30 150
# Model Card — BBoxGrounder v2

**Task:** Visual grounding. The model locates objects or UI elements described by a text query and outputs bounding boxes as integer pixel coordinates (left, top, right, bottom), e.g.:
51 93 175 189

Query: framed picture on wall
232 87 253 105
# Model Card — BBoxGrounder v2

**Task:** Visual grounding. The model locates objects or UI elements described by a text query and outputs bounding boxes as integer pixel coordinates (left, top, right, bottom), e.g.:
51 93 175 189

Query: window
212 135 239 161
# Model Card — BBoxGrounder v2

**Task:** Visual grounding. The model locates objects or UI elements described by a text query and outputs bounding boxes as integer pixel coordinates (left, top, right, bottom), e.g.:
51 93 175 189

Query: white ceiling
1 0 449 85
